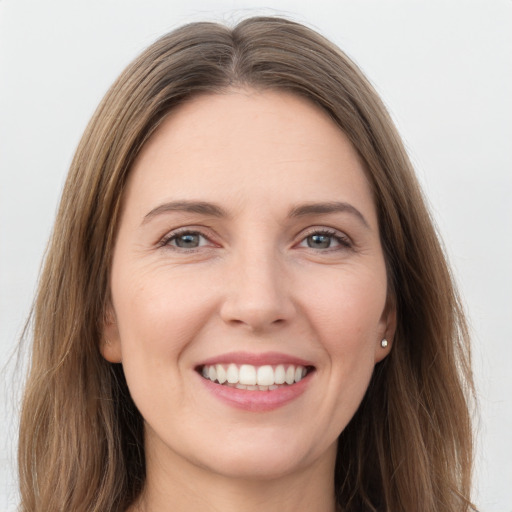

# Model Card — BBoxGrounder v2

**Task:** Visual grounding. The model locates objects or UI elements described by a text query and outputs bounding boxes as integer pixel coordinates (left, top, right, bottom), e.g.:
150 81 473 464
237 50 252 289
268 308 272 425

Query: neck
130 436 338 512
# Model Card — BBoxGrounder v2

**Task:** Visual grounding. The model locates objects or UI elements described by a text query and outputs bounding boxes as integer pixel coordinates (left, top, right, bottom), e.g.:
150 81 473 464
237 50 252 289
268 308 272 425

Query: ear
374 296 397 363
100 305 123 363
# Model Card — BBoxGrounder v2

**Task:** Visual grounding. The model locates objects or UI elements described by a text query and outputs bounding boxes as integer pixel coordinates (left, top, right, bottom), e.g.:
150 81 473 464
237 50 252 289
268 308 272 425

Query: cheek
110 269 213 416
305 268 387 346
301 267 386 397
112 264 216 362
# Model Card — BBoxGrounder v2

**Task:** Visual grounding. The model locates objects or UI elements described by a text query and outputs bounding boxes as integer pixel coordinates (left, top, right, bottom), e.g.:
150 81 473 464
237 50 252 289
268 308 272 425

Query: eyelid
158 226 219 250
156 224 353 252
295 226 353 249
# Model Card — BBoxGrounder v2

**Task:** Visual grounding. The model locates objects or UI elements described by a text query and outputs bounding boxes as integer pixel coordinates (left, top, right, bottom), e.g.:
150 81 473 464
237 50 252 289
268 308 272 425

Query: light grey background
1 1 511 510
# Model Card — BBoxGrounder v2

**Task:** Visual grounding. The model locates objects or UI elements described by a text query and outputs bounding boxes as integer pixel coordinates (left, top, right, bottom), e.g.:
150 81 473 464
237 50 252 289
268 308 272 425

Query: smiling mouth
197 363 315 391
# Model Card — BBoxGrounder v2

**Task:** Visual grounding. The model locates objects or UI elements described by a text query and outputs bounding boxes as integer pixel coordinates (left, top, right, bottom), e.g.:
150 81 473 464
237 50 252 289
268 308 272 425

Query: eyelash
159 229 212 251
158 227 352 252
298 228 352 251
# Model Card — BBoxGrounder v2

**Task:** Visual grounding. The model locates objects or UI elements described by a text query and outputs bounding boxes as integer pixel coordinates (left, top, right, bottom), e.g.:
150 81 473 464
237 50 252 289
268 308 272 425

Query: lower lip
198 373 312 412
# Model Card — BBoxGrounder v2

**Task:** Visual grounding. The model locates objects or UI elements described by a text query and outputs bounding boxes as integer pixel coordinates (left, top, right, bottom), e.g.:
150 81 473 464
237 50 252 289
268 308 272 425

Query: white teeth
285 366 295 385
239 365 257 385
257 365 274 386
201 363 310 389
274 365 286 384
226 364 238 384
216 364 227 384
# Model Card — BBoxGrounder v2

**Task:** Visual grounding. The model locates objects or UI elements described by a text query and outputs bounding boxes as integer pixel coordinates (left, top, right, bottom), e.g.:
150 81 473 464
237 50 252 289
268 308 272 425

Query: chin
189 428 336 481
200 450 312 481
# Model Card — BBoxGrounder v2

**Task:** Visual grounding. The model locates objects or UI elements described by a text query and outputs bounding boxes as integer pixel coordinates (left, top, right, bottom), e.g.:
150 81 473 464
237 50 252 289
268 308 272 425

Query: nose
219 248 296 332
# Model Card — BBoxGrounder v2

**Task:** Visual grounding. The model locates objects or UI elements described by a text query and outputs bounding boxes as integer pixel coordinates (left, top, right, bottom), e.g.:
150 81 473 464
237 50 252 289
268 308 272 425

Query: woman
18 16 475 512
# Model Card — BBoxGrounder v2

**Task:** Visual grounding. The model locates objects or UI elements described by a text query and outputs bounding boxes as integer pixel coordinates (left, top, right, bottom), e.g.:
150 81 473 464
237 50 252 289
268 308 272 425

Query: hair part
18 16 475 512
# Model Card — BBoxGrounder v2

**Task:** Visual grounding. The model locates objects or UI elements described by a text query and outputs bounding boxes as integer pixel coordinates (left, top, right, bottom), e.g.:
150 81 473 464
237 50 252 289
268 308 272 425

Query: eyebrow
142 201 229 224
142 200 370 228
289 202 370 228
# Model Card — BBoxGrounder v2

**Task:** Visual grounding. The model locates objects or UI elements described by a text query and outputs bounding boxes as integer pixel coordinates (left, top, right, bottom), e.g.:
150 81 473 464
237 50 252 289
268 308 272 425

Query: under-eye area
197 364 316 391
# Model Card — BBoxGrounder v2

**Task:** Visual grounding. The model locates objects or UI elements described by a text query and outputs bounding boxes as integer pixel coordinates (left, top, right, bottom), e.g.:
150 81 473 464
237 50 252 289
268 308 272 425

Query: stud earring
380 339 388 348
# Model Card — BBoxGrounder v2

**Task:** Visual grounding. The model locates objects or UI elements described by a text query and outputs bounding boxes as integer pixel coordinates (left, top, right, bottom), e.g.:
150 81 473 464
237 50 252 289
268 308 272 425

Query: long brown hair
18 16 475 511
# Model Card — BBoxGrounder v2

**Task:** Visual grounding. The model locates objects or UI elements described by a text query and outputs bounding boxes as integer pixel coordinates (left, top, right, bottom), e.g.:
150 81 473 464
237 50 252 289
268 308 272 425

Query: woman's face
103 89 394 482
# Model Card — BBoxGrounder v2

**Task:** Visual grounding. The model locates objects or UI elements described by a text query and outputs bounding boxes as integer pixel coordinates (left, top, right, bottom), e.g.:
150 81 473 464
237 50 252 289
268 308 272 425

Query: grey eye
173 233 202 248
306 234 333 249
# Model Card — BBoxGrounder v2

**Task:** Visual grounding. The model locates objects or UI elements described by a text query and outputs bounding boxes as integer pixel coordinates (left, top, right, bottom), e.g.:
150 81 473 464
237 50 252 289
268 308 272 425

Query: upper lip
196 351 315 368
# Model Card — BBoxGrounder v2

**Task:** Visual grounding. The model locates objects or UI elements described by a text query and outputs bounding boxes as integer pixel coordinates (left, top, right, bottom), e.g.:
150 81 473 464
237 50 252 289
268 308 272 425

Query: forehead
125 89 377 225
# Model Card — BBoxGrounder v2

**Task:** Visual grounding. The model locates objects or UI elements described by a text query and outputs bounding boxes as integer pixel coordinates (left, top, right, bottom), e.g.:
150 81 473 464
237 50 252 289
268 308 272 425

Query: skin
102 89 395 512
